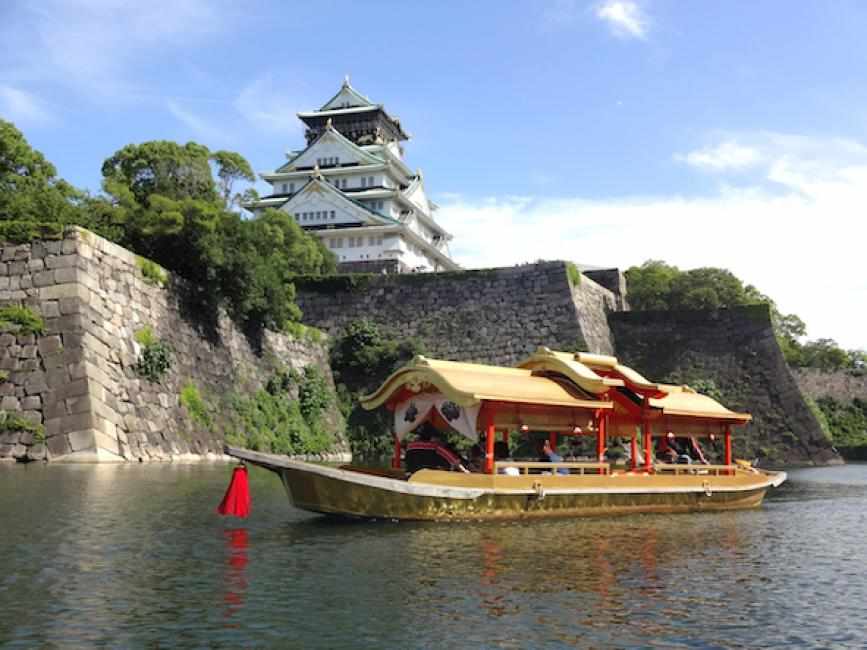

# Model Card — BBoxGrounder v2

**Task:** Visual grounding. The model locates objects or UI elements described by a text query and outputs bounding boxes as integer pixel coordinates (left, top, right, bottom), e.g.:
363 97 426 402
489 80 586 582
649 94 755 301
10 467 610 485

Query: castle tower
246 78 457 273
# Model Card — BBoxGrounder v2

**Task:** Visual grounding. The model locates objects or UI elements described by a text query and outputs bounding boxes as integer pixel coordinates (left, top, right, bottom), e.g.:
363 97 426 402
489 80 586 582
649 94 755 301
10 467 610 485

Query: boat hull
227 447 785 522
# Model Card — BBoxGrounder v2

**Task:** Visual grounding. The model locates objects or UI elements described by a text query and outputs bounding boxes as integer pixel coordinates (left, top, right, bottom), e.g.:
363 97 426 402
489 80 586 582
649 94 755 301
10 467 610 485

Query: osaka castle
246 78 458 273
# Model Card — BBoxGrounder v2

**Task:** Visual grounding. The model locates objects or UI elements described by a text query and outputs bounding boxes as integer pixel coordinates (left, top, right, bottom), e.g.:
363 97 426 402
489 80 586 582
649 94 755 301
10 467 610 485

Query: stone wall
295 262 622 365
609 305 840 466
794 368 867 401
0 228 346 463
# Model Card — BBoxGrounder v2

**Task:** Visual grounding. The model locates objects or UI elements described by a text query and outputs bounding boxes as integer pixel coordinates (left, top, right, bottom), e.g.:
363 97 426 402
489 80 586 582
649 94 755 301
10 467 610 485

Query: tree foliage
0 119 86 225
330 320 425 461
0 125 336 334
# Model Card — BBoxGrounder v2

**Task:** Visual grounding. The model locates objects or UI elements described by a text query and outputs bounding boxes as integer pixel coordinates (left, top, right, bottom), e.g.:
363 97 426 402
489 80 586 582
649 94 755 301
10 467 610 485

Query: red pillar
549 431 558 449
642 421 652 471
596 411 606 462
630 433 638 471
724 425 732 466
392 434 401 469
485 412 496 474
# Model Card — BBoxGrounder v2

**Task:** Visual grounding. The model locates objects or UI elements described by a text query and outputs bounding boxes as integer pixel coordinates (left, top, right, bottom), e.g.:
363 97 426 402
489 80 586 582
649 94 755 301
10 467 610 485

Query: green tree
623 260 680 310
0 119 83 223
669 267 750 310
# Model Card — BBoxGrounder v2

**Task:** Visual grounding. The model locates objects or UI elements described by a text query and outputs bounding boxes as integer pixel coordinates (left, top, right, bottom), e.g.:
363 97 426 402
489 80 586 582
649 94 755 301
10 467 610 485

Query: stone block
46 434 71 457
58 297 79 315
0 444 13 458
0 396 20 410
55 378 88 400
39 283 89 302
33 270 55 288
54 267 77 284
37 336 63 357
68 429 96 452
19 345 37 359
93 429 120 456
24 373 48 395
42 352 65 370
27 258 44 272
21 411 41 425
46 254 78 269
45 367 69 389
65 395 92 415
28 443 45 459
22 395 41 410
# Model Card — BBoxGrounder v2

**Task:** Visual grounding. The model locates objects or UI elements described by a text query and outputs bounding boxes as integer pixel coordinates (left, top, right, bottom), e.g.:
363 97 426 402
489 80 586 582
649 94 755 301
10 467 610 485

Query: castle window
377 237 383 246
330 211 336 219
368 176 374 187
289 182 295 193
368 236 375 246
361 177 367 188
341 179 347 189
357 236 364 247
348 238 355 248
281 183 288 193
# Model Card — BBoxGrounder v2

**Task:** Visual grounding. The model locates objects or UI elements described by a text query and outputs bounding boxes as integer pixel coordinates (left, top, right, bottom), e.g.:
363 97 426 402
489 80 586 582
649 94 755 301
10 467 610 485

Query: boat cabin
361 350 751 477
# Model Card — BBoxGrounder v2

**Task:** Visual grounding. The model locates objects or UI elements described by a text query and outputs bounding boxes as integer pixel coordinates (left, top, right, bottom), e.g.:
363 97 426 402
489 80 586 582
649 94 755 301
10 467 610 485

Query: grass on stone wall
0 410 44 437
0 306 44 335
135 255 168 287
283 321 324 344
566 262 582 287
180 381 211 428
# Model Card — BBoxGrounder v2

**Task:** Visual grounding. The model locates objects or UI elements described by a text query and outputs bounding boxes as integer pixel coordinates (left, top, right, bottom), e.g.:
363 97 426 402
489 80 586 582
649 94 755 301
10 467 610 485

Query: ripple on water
1 462 867 648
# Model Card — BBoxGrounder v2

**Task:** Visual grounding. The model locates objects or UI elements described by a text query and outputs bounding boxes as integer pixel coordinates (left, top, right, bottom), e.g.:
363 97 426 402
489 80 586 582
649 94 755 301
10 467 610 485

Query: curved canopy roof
649 385 751 423
516 347 624 395
518 348 751 425
361 356 611 412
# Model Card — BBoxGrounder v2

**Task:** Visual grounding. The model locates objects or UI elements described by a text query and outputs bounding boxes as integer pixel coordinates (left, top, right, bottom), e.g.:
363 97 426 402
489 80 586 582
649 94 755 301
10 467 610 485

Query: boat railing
653 463 739 476
494 461 611 476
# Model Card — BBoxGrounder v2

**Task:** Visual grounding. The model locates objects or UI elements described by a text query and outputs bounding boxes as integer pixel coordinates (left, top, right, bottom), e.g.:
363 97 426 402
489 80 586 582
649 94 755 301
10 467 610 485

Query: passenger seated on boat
685 436 710 464
405 426 468 473
493 441 520 476
539 440 569 475
656 433 684 464
467 444 484 472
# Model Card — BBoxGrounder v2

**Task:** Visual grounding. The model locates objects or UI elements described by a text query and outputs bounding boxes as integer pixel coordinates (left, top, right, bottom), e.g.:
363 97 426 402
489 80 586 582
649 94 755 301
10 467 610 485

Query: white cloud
437 133 867 350
0 85 53 125
234 76 303 136
1 0 228 100
595 0 648 39
677 141 763 171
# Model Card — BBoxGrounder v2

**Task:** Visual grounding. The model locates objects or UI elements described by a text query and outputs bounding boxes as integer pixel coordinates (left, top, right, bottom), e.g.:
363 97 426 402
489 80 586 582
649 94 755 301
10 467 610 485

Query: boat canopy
360 356 613 442
517 347 751 430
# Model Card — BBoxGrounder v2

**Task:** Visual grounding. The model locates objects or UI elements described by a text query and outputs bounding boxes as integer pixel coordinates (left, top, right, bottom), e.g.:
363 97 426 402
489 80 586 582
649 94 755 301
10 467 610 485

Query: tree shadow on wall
172 278 223 346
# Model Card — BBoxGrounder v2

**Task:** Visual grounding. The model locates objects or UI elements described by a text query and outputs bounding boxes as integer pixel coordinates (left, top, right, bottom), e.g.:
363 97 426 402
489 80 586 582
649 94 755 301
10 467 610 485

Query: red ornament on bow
217 465 251 518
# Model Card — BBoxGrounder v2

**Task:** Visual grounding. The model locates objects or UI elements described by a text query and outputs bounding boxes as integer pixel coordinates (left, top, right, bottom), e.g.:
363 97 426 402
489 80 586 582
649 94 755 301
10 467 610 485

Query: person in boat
539 439 569 475
467 444 484 472
684 436 710 464
405 424 469 473
494 440 520 476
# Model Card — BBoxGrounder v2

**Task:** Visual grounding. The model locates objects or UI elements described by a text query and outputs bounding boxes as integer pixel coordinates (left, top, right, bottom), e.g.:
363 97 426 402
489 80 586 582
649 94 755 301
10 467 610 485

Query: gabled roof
516 348 624 395
275 121 383 173
320 77 375 111
361 356 611 411
276 175 401 226
517 348 751 424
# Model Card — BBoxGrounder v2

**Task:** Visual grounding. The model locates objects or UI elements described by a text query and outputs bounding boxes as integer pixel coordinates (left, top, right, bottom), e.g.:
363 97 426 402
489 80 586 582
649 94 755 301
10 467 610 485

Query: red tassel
217 466 251 518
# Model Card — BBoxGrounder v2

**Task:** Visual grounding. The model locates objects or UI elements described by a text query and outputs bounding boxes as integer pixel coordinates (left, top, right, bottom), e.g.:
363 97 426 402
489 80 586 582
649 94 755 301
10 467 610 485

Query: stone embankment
0 227 347 463
609 306 839 466
296 262 621 363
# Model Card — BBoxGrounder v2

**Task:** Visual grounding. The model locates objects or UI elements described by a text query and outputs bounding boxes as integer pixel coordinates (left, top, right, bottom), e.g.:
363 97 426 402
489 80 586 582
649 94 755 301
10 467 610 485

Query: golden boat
227 349 786 521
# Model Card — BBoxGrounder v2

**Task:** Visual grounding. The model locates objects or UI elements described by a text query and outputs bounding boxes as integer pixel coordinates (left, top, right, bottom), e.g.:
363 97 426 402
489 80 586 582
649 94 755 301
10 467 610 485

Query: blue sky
2 1 867 349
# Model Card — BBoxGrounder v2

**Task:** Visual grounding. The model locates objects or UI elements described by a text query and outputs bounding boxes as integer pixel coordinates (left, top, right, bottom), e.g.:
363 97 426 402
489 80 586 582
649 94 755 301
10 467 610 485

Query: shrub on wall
330 320 425 461
180 381 211 428
226 366 335 456
136 255 168 287
0 306 44 335
133 326 172 383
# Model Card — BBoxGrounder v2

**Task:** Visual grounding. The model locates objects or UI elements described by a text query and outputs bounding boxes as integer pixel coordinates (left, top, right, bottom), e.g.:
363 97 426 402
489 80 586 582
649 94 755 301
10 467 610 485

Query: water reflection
2 463 867 648
222 528 249 626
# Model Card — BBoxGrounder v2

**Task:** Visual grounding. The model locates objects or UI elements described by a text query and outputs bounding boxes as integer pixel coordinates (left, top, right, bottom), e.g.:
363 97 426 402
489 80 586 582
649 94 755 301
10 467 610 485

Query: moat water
1 462 866 648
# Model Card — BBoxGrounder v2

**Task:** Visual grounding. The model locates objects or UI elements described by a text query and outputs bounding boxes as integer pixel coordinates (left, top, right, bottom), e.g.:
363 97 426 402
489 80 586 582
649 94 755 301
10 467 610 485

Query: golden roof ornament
325 117 333 129
312 163 323 181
